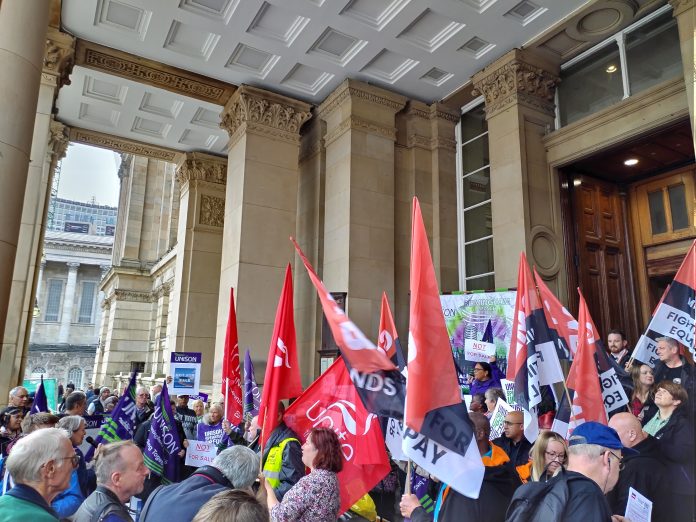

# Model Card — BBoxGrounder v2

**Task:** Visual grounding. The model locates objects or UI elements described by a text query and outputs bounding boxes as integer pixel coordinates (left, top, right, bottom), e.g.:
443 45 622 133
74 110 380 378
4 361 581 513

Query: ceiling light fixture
624 158 639 166
606 64 617 73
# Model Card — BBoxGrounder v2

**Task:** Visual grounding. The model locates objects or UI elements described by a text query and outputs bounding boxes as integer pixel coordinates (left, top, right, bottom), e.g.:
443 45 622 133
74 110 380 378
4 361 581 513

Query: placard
385 418 407 461
188 392 209 403
185 440 217 467
625 487 652 522
488 398 514 440
464 338 496 362
78 415 107 455
170 352 202 395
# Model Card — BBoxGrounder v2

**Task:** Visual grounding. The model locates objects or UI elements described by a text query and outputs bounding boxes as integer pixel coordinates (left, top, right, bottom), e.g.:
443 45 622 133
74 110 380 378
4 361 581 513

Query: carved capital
472 52 560 119
66 262 81 270
175 152 227 186
44 28 75 89
118 154 133 180
220 85 312 146
670 0 695 16
199 194 225 227
48 120 70 161
153 280 173 299
318 79 407 120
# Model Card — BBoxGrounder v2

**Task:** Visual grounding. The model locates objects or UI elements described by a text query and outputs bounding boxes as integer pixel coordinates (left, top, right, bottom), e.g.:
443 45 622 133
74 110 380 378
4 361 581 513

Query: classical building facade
0 0 694 403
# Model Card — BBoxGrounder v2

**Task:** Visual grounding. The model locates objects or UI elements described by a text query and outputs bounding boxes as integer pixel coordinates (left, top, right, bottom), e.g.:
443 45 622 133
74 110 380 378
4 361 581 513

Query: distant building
47 197 117 237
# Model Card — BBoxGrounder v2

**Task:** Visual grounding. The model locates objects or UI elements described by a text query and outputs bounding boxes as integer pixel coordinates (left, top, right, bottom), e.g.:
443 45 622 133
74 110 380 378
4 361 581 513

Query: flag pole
405 460 412 495
224 377 229 423
259 410 267 474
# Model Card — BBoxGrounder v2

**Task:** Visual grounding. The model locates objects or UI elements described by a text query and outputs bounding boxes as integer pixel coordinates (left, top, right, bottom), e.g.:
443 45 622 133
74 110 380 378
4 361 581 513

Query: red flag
221 288 243 424
259 264 303 448
567 289 607 427
377 292 406 369
291 238 396 373
406 197 461 433
284 358 391 515
534 267 578 358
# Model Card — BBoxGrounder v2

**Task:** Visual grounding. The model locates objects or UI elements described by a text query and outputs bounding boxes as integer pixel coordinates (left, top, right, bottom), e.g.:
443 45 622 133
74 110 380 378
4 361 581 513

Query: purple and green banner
144 381 181 484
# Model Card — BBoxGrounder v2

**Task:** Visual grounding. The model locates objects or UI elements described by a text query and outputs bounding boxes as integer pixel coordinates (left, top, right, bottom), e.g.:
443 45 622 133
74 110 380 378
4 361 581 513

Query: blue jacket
52 470 84 517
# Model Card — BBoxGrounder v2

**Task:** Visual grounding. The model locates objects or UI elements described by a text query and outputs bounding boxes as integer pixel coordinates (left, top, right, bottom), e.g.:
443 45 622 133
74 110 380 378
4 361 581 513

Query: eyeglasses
606 451 624 471
503 420 523 426
45 455 80 470
545 451 566 462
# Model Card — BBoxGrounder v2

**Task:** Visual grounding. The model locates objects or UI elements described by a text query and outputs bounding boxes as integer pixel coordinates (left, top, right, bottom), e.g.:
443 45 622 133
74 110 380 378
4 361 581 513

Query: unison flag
403 197 484 499
243 349 260 419
221 288 243 425
284 357 391 515
144 382 181 484
31 375 49 414
85 371 138 461
634 240 696 366
259 264 303 447
534 268 576 359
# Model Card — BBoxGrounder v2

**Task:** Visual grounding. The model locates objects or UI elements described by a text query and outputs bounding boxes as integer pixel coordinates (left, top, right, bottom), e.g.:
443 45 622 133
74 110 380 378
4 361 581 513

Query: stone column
59 262 80 343
94 265 110 338
318 79 406 337
215 85 311 394
152 280 172 376
0 2 51 356
472 49 562 292
169 152 227 385
669 0 695 147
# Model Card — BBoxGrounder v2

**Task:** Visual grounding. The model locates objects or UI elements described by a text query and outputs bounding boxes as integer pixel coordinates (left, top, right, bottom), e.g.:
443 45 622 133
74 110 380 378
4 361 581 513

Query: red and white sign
185 441 217 467
464 339 496 362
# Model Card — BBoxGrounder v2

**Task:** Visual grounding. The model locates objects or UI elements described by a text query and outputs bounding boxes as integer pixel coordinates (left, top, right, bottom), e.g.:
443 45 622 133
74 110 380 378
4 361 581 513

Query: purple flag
144 381 181 484
243 349 260 418
31 375 49 414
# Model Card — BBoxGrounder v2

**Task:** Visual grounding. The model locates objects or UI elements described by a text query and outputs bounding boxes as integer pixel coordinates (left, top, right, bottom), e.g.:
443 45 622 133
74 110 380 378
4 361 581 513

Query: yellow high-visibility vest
263 437 300 488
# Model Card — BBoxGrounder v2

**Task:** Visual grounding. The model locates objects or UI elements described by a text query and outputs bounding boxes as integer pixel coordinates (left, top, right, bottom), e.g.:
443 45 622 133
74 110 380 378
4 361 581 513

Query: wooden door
571 176 640 344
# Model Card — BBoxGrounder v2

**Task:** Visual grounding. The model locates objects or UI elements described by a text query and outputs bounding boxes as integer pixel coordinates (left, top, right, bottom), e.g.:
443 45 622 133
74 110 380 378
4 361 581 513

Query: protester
63 391 87 417
641 381 694 521
175 394 198 441
88 387 112 415
469 393 487 414
192 489 269 522
192 399 205 423
134 387 154 431
247 408 304 501
58 415 96 497
53 416 96 517
58 383 75 413
629 364 654 418
74 441 149 522
21 412 60 434
197 403 238 448
0 428 76 521
484 388 505 419
523 430 567 483
139 445 260 522
400 412 521 522
265 427 341 521
606 329 632 368
607 412 672 519
0 406 23 457
7 386 30 414
469 357 503 396
85 383 95 403
104 395 118 413
652 337 694 392
492 410 532 467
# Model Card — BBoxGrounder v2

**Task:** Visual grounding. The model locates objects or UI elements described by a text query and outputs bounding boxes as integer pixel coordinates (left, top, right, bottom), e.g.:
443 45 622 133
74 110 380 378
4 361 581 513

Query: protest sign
488 398 514 440
188 392 208 403
78 415 107 455
464 339 496 362
463 394 472 410
625 487 652 522
170 352 202 395
185 441 217 467
197 423 225 446
500 379 522 411
385 418 407 461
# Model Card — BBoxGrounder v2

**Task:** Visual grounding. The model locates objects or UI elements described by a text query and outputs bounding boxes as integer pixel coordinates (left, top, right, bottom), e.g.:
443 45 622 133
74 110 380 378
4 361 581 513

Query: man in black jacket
139 445 259 522
608 412 672 519
492 410 532 467
653 337 694 404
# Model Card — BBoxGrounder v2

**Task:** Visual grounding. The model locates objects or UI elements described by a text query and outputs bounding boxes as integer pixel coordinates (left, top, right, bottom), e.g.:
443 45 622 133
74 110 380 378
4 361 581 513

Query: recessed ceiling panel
308 28 367 66
132 116 172 139
362 49 418 84
191 107 221 129
282 64 334 96
163 20 221 60
94 0 151 40
139 92 184 119
341 0 411 31
83 75 128 105
78 102 121 127
178 0 239 23
247 2 310 47
225 43 279 78
398 9 465 52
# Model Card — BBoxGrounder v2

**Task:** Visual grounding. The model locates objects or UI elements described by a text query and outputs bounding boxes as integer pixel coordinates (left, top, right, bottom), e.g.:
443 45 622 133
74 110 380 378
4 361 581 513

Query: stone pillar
152 281 172 376
59 262 80 343
94 265 110 338
670 0 695 147
169 152 227 385
318 79 406 337
0 2 51 357
472 49 562 292
215 85 311 394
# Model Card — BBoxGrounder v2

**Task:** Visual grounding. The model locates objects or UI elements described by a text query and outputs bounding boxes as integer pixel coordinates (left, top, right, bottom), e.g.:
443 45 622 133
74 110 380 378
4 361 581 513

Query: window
78 281 97 323
67 367 83 388
44 279 64 322
31 366 46 376
456 101 495 290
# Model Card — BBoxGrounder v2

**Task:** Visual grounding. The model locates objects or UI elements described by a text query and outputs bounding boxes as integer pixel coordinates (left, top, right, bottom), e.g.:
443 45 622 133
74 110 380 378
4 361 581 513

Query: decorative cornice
406 134 431 150
69 127 178 162
48 120 70 161
430 136 457 151
113 289 153 303
76 40 236 105
324 115 397 147
118 153 132 180
472 59 559 119
175 152 227 186
199 194 225 227
429 103 460 124
220 85 312 147
670 0 695 16
44 28 75 89
318 79 407 119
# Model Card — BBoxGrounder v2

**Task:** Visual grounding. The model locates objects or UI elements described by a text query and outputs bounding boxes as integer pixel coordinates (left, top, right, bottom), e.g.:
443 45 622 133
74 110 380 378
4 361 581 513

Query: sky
57 143 121 207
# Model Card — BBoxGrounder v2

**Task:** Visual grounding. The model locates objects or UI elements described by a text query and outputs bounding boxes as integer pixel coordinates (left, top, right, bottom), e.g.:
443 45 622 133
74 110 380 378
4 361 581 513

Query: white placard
625 487 652 522
488 398 514 440
185 440 217 467
464 339 496 362
600 368 629 414
500 379 523 412
463 394 473 410
385 417 407 461
170 352 202 395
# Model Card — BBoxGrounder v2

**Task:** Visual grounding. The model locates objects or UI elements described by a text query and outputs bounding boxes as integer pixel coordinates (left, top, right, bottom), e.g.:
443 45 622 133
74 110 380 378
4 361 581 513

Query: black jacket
73 485 131 522
139 465 231 522
652 358 695 413
492 435 533 467
249 422 304 501
561 471 613 522
652 408 694 496
606 435 672 518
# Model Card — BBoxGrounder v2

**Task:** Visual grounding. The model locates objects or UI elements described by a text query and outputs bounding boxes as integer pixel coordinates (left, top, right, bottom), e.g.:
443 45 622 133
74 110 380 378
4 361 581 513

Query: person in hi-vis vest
246 403 304 500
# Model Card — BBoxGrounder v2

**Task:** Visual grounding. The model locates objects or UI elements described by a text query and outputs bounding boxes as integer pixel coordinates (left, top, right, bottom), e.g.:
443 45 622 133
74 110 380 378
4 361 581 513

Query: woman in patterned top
265 427 342 521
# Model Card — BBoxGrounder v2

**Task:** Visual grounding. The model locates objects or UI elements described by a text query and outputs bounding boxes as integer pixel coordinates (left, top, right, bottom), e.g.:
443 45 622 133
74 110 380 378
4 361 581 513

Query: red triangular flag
377 292 406 369
221 288 243 424
406 197 461 433
567 289 607 428
259 264 303 447
283 358 391 515
534 267 578 358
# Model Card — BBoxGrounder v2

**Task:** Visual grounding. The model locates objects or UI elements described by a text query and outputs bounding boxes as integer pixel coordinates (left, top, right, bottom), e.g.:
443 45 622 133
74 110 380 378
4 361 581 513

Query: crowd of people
0 329 693 522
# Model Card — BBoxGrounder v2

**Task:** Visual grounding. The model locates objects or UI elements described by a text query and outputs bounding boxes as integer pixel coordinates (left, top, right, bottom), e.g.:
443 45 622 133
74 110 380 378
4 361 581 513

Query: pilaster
669 0 696 148
58 262 80 343
215 85 311 394
472 48 564 291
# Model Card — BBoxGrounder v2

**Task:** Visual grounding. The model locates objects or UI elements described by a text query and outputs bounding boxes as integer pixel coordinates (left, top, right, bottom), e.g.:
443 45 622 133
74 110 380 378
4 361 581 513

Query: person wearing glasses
518 430 567 483
469 357 503 396
492 411 532 467
0 428 76 521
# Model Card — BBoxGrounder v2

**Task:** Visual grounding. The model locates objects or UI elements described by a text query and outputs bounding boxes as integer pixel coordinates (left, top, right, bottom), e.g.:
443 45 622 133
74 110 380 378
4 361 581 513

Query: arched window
31 366 47 376
67 367 83 389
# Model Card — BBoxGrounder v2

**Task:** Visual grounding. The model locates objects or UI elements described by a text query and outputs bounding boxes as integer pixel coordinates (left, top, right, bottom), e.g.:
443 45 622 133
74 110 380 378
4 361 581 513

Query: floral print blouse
270 468 340 522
